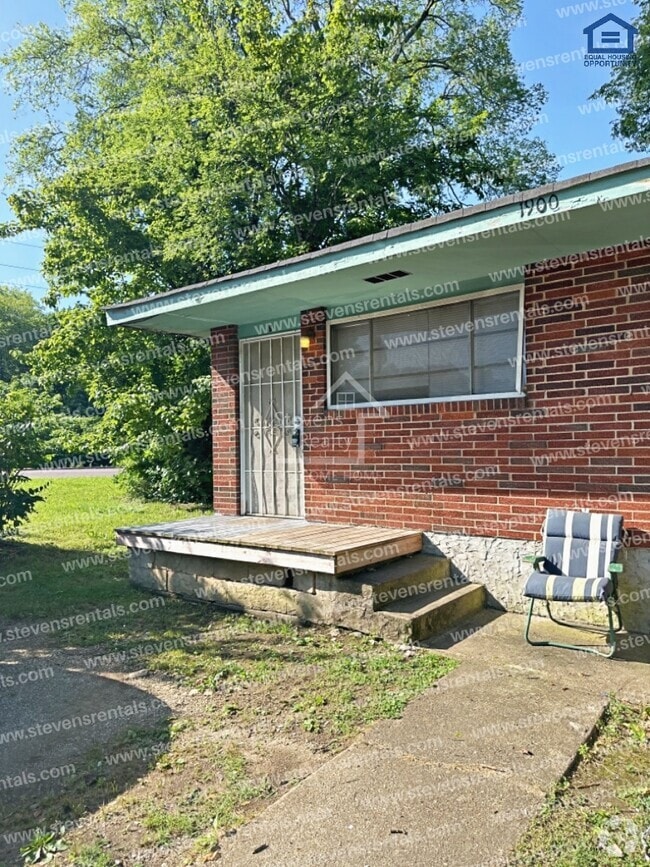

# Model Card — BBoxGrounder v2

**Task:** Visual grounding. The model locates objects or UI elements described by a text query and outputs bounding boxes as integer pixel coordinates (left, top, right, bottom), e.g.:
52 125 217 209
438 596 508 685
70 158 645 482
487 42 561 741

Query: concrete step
380 581 486 642
339 553 451 611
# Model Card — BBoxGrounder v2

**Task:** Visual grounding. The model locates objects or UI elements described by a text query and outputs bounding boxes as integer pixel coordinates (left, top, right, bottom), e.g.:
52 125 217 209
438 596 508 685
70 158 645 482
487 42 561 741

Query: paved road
24 468 121 478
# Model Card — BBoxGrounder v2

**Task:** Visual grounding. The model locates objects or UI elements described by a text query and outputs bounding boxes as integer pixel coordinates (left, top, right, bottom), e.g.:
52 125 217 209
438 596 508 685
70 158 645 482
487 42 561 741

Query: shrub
0 384 49 536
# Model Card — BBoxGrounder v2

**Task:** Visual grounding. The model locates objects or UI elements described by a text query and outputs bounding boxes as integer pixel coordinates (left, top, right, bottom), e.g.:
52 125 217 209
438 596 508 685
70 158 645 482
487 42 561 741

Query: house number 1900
519 194 559 219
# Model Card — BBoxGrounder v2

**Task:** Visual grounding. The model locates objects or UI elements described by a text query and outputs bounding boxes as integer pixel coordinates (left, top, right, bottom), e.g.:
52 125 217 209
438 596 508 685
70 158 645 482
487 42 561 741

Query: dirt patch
0 616 453 866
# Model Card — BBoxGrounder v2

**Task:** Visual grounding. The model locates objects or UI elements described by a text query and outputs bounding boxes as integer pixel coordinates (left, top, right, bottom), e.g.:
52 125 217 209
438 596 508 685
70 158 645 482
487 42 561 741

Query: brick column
300 307 328 520
300 306 328 407
210 325 240 515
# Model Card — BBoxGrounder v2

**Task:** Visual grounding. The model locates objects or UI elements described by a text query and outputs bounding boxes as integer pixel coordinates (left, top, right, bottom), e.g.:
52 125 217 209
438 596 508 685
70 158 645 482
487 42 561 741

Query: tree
595 2 650 149
0 288 102 469
0 285 52 382
1 0 557 503
0 383 49 536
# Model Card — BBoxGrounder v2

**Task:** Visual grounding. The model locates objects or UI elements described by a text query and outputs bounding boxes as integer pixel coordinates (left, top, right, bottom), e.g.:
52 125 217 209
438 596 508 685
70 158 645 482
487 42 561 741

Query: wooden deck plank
236 525 376 547
115 531 339 574
232 528 343 549
234 527 419 556
334 535 423 574
124 516 309 544
301 527 416 544
260 526 344 543
115 515 422 574
293 531 421 555
330 531 422 549
330 529 417 545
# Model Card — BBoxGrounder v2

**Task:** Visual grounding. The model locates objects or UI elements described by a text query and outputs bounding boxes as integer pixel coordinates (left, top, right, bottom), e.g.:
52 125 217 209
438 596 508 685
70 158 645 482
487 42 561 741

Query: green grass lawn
0 476 456 866
4 478 647 866
513 699 650 866
1 476 209 623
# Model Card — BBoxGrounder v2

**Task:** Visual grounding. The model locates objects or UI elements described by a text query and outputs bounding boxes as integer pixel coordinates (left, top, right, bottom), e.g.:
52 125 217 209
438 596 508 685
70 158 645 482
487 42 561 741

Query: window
329 289 522 406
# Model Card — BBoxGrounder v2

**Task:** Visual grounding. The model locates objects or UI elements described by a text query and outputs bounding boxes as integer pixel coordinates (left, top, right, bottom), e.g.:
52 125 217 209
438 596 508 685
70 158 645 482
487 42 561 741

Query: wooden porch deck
116 515 422 575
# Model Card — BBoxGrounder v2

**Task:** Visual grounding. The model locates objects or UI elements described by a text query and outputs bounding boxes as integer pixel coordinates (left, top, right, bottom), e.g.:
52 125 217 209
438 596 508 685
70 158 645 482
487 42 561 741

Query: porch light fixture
300 335 311 349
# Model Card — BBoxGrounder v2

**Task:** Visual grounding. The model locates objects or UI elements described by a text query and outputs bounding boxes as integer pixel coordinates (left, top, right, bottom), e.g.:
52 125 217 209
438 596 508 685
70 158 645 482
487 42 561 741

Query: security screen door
240 334 304 517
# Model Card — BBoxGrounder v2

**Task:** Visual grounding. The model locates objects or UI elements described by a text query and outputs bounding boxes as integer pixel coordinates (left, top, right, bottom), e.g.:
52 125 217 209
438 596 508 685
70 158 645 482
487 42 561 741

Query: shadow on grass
0 539 155 621
0 664 172 867
0 538 361 670
0 539 226 644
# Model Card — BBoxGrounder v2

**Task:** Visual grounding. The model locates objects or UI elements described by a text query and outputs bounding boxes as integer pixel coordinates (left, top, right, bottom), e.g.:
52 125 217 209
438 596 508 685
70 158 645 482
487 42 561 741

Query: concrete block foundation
424 531 650 635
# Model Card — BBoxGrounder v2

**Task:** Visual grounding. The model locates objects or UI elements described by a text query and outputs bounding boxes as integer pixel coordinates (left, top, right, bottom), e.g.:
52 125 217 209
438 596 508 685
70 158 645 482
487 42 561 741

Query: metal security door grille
240 334 304 517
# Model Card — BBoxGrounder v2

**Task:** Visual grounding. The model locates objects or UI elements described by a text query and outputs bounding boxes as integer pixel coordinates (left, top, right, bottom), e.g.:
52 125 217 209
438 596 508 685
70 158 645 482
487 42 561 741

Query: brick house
107 158 650 639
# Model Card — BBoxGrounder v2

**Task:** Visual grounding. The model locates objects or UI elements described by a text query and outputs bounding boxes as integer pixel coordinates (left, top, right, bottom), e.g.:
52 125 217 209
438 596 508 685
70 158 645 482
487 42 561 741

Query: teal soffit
105 158 650 338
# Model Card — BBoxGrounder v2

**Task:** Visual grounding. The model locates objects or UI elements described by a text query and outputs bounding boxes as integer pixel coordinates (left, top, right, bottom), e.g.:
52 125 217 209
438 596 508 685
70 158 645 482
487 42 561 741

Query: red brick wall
210 325 240 515
300 244 650 544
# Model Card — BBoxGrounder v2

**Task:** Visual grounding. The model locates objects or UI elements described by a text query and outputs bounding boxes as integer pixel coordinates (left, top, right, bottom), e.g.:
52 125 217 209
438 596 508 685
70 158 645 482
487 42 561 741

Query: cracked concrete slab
218 613 650 867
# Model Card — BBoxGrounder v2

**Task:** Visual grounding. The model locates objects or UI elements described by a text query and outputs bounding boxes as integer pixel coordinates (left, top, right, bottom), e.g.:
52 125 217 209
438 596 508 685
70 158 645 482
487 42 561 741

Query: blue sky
0 0 646 305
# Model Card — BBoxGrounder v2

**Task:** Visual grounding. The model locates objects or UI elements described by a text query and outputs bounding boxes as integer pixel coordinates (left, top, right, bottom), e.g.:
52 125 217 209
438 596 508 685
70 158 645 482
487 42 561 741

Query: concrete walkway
219 612 650 867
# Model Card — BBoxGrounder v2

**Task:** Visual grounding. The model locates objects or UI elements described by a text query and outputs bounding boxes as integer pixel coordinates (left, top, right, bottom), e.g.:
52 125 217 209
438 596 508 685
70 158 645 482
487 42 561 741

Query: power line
1 239 44 250
0 262 44 272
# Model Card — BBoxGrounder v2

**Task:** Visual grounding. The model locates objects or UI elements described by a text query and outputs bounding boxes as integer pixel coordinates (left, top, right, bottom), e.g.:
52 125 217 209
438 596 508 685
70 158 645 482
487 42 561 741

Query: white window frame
325 284 525 410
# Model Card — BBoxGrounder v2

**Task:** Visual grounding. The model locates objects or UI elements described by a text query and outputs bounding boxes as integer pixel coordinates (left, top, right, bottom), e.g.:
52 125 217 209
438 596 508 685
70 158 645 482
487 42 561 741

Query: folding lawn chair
522 508 624 658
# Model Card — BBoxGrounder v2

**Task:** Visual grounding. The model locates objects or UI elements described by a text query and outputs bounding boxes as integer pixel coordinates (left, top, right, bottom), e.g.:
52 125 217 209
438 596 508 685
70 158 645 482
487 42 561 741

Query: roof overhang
105 158 650 338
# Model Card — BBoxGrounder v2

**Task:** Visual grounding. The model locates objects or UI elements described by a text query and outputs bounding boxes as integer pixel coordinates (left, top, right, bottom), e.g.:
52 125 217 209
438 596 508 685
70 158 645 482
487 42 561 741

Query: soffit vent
363 269 411 284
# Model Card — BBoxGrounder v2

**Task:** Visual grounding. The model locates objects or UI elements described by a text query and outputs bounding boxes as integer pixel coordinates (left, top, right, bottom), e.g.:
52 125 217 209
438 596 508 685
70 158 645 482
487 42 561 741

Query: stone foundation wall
126 531 649 637
424 531 650 634
127 548 414 640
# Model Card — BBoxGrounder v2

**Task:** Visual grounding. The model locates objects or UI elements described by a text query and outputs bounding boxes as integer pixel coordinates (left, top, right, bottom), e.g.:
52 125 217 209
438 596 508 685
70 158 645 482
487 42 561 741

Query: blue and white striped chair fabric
523 510 624 603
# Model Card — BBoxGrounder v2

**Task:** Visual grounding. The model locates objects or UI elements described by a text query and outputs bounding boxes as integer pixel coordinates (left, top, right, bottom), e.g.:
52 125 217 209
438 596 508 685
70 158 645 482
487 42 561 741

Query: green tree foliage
0 383 50 536
596 2 650 150
0 287 101 467
0 285 52 381
1 0 557 503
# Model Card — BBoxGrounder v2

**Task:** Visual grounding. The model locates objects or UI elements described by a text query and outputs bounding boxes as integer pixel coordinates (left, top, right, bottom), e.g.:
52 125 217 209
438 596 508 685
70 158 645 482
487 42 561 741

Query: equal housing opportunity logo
583 13 638 67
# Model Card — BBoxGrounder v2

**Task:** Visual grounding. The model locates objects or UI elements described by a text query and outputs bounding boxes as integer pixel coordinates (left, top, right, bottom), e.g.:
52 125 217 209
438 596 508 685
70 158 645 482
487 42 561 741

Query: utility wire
0 240 44 250
0 262 44 272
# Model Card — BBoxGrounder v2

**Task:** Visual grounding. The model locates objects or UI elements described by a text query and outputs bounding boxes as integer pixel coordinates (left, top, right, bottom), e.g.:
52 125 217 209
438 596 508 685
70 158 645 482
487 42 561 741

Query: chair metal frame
523 515 625 659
